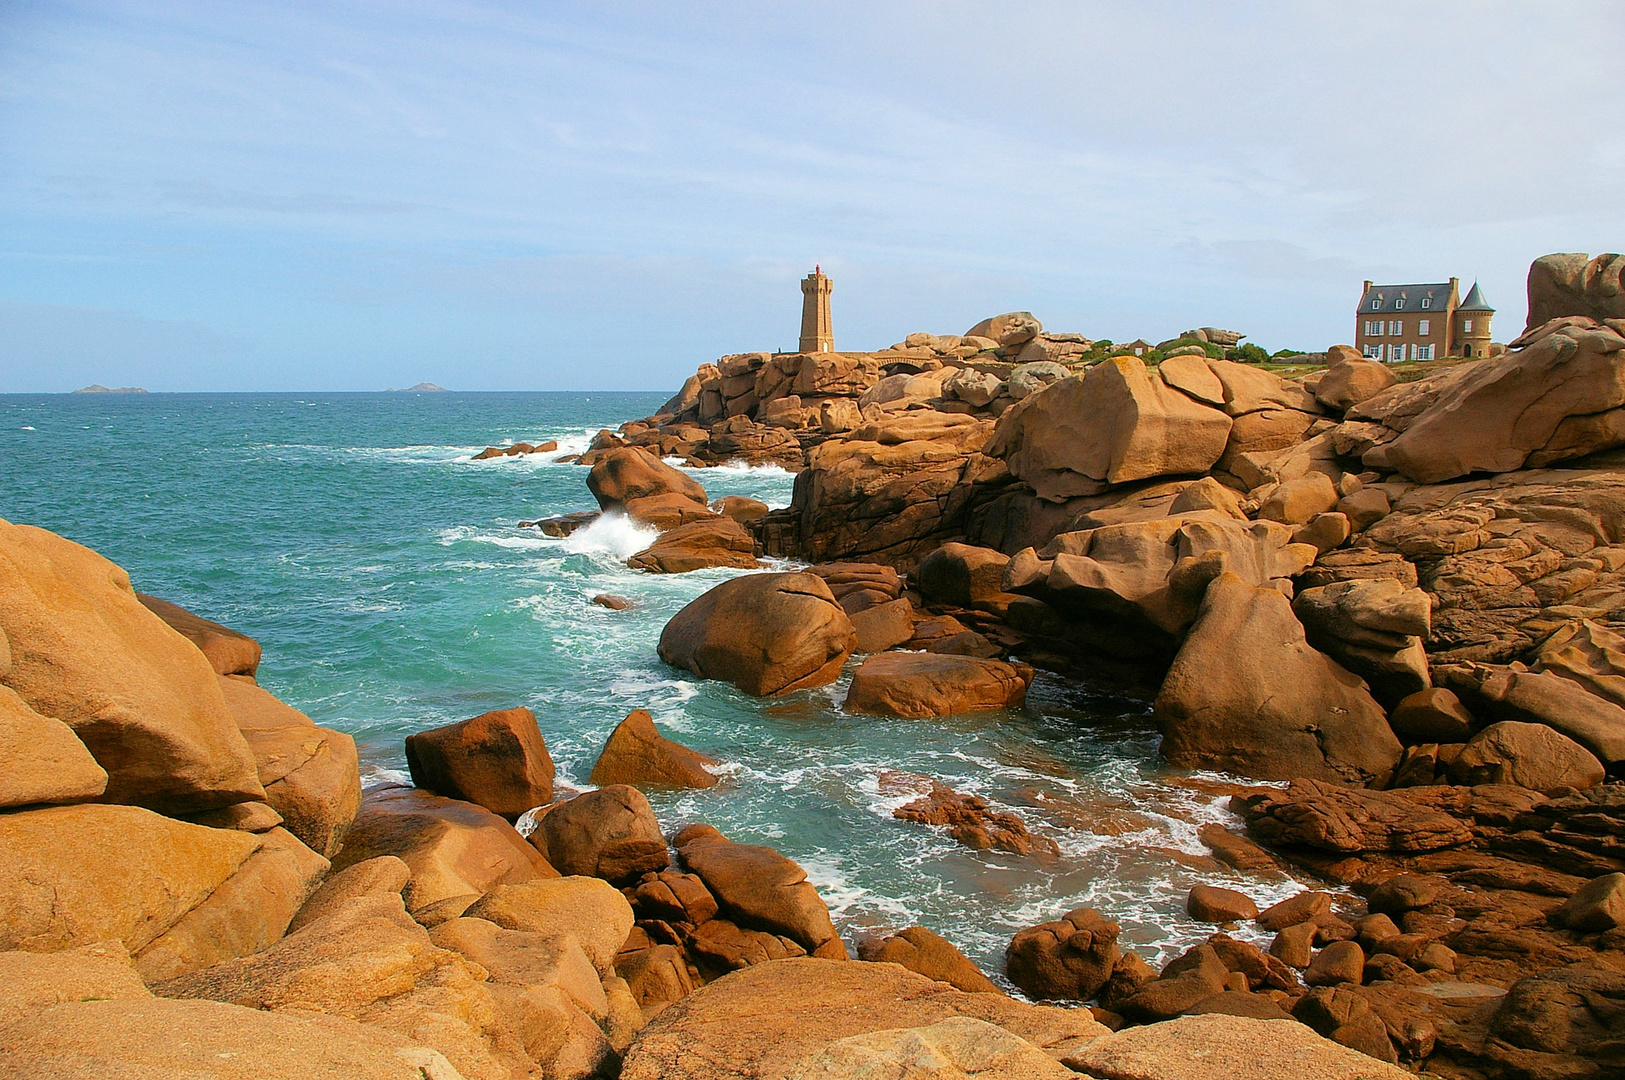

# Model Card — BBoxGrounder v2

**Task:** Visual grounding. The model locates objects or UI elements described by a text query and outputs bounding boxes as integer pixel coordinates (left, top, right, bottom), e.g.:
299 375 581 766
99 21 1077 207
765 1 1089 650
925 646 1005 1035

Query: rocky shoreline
2 251 1623 1079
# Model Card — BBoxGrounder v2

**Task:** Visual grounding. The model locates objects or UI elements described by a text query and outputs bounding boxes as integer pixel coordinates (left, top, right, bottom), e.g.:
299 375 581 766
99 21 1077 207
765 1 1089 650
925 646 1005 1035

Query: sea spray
563 511 659 560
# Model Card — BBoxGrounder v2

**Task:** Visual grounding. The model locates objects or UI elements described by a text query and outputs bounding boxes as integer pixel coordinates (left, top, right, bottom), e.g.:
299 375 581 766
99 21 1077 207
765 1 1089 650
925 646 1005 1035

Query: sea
0 391 1310 982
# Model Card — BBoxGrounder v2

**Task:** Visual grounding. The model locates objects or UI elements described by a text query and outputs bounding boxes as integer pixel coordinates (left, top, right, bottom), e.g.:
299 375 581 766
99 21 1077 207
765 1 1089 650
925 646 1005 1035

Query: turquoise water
0 392 1304 980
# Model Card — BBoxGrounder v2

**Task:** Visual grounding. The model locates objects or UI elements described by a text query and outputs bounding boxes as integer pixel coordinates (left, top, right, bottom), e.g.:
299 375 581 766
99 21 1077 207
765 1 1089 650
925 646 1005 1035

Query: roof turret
1458 281 1494 312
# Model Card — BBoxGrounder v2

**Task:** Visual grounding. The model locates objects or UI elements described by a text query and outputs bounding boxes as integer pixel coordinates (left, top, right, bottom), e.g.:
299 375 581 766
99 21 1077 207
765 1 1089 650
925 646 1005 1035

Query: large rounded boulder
658 572 856 695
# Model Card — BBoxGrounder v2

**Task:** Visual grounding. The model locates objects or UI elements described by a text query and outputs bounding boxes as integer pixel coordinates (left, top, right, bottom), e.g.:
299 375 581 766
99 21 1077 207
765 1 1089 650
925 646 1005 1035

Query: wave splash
563 512 658 560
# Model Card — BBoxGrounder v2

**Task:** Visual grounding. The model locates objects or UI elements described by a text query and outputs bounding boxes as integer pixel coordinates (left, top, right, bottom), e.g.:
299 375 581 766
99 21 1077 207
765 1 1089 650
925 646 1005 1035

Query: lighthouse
799 266 834 353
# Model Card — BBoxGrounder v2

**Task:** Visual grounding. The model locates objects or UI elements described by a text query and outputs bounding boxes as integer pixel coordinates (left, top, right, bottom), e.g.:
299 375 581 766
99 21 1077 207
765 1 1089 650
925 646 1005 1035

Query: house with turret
1355 278 1495 362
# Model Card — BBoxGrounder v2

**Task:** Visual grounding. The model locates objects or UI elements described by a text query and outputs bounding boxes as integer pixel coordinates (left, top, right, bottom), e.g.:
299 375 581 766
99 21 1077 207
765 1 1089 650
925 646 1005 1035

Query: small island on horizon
73 384 149 394
393 382 449 392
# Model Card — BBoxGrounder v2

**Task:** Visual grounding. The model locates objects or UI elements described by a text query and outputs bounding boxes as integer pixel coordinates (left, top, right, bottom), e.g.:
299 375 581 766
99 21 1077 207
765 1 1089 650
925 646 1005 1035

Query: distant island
396 382 449 392
73 385 149 394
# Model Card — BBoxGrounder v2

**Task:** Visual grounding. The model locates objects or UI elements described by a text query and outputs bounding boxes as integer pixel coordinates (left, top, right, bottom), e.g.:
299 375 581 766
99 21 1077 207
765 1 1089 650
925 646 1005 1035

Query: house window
1389 344 1405 362
1364 320 1382 336
1463 318 1473 333
1417 344 1433 360
1371 299 1381 310
1395 299 1405 310
1389 320 1403 335
1364 344 1381 358
1419 319 1430 335
1421 297 1431 309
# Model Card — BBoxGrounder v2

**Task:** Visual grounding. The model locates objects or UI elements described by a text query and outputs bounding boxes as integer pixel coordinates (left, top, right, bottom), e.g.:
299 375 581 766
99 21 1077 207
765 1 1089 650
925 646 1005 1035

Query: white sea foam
20 425 34 431
563 512 658 560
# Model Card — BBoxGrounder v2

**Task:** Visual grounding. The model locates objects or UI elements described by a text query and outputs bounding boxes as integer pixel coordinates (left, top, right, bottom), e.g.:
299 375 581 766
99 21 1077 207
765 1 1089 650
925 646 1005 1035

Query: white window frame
1421 297 1431 309
1389 344 1405 362
1395 298 1405 310
1417 344 1433 360
1463 318 1473 333
1418 319 1430 335
1364 344 1381 359
1389 320 1403 335
1371 299 1381 310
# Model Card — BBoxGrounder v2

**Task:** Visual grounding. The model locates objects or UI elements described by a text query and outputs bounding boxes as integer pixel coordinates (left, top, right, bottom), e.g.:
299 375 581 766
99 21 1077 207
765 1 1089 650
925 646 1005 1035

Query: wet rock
0 520 264 814
1186 885 1258 923
405 706 555 818
529 509 600 536
533 784 670 885
590 709 718 790
713 495 770 523
137 592 262 677
849 598 916 653
857 926 1002 994
659 572 856 696
1451 720 1606 791
1004 908 1120 1001
845 652 1033 718
593 593 632 610
627 515 760 573
1257 892 1332 932
1236 780 1474 854
1099 951 1158 1011
677 826 843 957
892 782 1058 856
328 785 556 919
1206 933 1297 991
1270 922 1316 968
1156 573 1401 785
587 445 708 510
623 491 718 530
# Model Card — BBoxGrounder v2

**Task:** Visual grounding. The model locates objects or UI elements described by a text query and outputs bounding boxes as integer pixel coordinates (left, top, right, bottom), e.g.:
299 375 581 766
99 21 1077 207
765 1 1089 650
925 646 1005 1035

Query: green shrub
1229 342 1270 364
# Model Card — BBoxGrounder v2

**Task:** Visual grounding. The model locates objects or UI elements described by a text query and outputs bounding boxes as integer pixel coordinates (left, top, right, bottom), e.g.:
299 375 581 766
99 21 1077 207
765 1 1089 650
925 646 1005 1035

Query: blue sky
2 1 1621 392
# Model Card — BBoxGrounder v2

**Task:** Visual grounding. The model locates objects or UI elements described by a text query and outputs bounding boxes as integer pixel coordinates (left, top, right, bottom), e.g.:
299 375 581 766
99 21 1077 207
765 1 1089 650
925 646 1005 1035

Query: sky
1 1 1622 392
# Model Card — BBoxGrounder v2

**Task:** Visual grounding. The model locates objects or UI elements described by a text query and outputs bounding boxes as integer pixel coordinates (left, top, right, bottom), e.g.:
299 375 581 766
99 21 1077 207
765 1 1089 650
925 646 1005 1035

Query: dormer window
1395 298 1405 310
1371 299 1381 310
1420 297 1431 309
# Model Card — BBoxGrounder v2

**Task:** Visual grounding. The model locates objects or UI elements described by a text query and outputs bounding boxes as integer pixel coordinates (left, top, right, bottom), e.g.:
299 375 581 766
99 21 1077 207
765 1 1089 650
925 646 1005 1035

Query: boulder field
10 254 1625 1078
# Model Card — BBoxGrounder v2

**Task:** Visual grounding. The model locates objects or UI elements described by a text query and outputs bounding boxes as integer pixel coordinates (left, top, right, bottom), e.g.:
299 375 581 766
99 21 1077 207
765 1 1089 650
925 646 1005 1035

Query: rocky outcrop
404 706 555 817
1155 573 1402 785
627 515 760 573
1290 578 1431 706
620 957 1107 1080
328 785 556 921
1526 251 1625 326
856 927 1002 994
988 360 1232 500
138 592 263 676
891 780 1057 856
218 674 361 857
1346 317 1625 482
845 653 1033 718
587 446 708 510
590 708 719 789
1004 908 1121 1002
658 573 856 695
0 519 264 814
676 826 844 958
1065 1013 1412 1080
0 683 107 808
531 784 670 885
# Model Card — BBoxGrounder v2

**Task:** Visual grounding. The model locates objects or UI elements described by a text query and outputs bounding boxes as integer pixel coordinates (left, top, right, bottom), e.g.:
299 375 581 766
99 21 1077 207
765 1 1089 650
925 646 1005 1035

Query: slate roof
1458 281 1494 312
1358 282 1454 315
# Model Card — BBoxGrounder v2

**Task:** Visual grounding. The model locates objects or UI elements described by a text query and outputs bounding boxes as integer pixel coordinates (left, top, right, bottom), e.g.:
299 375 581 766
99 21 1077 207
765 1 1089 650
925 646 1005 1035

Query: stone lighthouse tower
799 266 834 353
